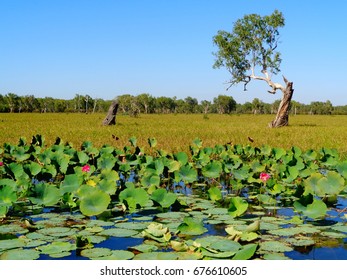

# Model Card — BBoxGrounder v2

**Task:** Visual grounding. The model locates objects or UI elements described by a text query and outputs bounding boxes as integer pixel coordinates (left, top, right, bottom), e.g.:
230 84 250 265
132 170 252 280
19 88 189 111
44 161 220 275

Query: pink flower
0 162 3 167
82 165 90 172
259 172 271 182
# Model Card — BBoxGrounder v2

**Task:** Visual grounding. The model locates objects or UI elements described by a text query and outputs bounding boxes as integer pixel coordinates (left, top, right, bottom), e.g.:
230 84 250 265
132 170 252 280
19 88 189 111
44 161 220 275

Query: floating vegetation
1 135 347 259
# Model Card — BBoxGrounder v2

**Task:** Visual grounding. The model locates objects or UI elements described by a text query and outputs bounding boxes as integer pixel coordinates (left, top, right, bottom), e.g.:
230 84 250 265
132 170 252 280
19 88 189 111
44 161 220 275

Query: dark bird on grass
112 135 119 140
248 136 254 143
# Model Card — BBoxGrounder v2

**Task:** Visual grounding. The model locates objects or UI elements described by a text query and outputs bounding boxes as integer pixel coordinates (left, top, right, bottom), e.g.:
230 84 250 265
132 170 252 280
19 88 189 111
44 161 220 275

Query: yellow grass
1 113 347 158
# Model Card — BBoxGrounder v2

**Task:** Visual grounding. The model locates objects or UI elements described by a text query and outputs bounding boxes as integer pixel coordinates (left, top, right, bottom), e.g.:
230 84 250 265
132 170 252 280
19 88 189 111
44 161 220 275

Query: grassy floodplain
0 113 347 158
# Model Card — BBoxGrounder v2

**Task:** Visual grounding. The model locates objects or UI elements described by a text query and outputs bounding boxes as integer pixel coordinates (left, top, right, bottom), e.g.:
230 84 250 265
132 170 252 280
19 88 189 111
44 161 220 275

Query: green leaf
202 161 222 178
119 187 149 212
207 186 222 202
228 197 248 217
60 174 80 194
77 151 90 164
0 185 17 206
79 188 111 216
0 248 40 260
25 162 42 176
294 199 327 219
175 165 197 183
232 244 257 260
151 189 177 208
177 217 207 235
175 152 189 166
29 183 60 206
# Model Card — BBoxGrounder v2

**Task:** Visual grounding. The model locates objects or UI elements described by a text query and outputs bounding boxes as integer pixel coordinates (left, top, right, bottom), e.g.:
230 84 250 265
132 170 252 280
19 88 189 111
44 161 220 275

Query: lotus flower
82 165 91 172
259 172 271 182
0 162 3 167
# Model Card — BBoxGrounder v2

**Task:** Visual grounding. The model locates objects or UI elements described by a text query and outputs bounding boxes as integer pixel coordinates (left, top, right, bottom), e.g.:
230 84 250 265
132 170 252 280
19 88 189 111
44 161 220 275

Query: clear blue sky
1 0 347 105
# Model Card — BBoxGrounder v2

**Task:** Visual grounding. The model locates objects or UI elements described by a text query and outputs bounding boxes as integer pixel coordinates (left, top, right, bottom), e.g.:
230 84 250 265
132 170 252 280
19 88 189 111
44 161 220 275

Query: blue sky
1 0 347 105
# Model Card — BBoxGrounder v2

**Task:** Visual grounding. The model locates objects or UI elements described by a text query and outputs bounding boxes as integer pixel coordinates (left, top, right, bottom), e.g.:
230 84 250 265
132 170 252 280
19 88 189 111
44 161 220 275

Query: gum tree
213 10 294 127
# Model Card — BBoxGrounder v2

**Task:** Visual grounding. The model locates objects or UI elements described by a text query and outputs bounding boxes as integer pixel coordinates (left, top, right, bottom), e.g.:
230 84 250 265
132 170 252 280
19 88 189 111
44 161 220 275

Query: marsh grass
1 113 347 157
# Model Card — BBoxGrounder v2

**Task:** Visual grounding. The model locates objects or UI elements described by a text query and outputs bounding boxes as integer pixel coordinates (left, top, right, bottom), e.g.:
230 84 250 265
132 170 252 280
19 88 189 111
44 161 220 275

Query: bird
248 136 254 143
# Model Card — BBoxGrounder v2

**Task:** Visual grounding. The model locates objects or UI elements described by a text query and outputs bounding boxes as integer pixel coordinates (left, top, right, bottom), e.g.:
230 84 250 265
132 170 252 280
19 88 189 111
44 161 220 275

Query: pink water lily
82 165 91 172
259 172 271 182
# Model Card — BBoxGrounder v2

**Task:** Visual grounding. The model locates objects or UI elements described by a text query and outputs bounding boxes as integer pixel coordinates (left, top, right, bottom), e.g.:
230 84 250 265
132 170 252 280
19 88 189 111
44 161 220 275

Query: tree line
1 92 346 115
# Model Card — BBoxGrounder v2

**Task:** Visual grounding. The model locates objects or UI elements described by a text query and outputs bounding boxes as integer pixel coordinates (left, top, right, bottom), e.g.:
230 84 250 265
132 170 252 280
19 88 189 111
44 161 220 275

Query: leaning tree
213 10 294 127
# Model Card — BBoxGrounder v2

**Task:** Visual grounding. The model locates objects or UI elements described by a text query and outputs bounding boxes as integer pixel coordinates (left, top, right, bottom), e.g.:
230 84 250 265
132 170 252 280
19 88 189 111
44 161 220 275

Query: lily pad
177 217 207 236
0 248 40 260
151 189 177 208
96 250 135 260
260 241 293 253
101 228 139 237
81 247 112 259
129 244 158 253
228 197 249 217
38 241 75 255
0 238 26 252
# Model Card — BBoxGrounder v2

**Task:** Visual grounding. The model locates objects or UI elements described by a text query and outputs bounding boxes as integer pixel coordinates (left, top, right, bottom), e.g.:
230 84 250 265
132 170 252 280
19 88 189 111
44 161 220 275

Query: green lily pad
38 241 75 255
232 243 257 260
96 250 135 260
286 238 315 247
129 244 158 253
101 228 139 237
81 247 112 259
331 225 347 233
49 251 72 258
79 187 111 216
228 197 248 217
0 224 28 235
0 248 40 260
37 227 76 237
151 189 177 208
260 241 293 253
177 217 207 236
263 253 291 260
115 222 149 231
0 238 26 252
294 199 328 219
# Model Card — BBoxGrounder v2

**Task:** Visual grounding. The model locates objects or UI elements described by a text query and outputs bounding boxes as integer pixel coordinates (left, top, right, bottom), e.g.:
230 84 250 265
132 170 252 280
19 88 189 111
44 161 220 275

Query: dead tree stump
102 100 119 125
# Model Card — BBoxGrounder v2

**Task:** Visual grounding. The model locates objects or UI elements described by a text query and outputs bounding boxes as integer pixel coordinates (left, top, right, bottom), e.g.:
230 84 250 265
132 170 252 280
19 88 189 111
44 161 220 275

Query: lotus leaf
177 217 207 236
101 228 139 237
29 183 60 206
201 249 236 259
129 244 158 253
294 199 328 219
49 251 72 258
119 187 149 212
37 227 76 237
79 188 111 216
0 185 17 206
207 186 222 202
321 231 347 238
286 237 315 247
263 253 290 260
38 241 75 255
142 222 171 242
97 155 116 170
260 241 293 253
232 243 257 260
81 247 112 259
60 174 80 194
96 250 135 260
228 197 248 217
151 188 177 208
202 161 222 178
0 248 40 260
331 225 347 233
0 238 26 252
175 165 197 183
115 222 149 230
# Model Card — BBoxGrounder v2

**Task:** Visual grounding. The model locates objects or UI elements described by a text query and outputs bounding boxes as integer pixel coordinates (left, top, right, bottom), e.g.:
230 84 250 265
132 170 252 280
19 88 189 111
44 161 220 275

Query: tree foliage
213 10 285 92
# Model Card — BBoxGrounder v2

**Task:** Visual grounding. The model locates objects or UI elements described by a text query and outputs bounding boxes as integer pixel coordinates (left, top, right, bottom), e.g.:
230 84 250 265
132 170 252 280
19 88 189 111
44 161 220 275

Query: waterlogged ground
1 135 347 260
1 194 347 260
